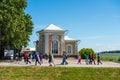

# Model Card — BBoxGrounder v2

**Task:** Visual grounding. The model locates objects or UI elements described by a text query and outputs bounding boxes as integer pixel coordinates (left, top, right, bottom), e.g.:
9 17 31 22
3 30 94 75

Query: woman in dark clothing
35 54 41 66
61 51 68 65
97 53 102 65
26 53 31 64
48 53 55 66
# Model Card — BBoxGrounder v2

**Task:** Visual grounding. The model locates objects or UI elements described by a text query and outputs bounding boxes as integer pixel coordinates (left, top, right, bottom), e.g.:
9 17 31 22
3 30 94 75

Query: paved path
0 58 120 67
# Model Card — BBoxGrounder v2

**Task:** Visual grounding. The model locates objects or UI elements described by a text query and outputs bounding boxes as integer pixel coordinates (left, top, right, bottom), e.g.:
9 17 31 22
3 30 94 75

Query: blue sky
25 0 120 52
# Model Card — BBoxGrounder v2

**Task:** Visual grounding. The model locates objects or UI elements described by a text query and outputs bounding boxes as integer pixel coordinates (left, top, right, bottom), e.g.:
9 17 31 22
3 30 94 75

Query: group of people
22 52 43 65
77 53 102 65
14 51 102 66
45 51 68 66
15 51 68 66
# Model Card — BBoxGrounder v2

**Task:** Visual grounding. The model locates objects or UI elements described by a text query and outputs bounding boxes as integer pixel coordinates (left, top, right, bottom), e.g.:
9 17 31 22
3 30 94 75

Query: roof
43 24 65 31
21 48 35 52
37 24 67 33
64 36 79 41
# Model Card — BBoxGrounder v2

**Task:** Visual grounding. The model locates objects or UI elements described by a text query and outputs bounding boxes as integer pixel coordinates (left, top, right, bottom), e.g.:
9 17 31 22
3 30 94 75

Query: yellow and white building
36 24 80 55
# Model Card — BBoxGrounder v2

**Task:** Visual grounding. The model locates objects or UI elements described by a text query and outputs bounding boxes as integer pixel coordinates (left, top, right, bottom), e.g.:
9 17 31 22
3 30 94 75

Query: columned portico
36 24 80 55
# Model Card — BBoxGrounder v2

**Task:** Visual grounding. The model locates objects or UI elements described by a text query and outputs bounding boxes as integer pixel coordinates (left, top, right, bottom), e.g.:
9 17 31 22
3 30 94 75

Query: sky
25 0 120 52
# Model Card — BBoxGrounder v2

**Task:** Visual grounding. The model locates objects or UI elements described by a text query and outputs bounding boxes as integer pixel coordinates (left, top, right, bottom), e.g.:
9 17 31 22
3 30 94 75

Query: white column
75 41 78 55
36 41 39 54
61 35 64 54
45 33 49 55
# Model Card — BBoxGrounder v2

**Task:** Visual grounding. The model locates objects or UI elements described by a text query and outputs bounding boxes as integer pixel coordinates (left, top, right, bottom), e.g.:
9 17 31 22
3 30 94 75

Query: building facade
35 24 80 55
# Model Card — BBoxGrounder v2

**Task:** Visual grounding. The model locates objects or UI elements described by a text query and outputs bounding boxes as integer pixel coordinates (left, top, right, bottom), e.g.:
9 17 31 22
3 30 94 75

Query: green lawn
0 66 120 80
101 56 120 62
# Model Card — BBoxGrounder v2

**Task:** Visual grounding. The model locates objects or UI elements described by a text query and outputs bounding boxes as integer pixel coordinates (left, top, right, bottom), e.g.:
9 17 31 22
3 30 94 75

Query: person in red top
26 53 31 64
91 54 96 65
89 54 92 64
77 54 81 64
23 52 27 63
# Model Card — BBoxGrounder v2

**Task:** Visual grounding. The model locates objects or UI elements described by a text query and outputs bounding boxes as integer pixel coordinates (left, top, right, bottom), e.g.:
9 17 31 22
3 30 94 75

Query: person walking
84 53 89 65
32 53 35 61
23 52 27 63
26 53 31 64
61 51 68 65
15 53 19 64
97 53 102 65
89 54 93 64
39 53 43 64
48 53 55 66
77 54 81 64
35 54 41 66
91 53 96 65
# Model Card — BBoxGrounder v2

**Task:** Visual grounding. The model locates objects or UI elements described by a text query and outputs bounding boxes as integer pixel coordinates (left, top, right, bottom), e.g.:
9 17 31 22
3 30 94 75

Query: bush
118 57 120 61
78 48 96 59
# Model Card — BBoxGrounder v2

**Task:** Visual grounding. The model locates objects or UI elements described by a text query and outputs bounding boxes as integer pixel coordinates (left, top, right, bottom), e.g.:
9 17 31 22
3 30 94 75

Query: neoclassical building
35 24 80 55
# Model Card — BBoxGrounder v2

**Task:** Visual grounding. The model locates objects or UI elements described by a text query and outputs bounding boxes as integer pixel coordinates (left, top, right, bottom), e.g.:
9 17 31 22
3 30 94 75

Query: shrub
78 48 96 59
118 57 120 61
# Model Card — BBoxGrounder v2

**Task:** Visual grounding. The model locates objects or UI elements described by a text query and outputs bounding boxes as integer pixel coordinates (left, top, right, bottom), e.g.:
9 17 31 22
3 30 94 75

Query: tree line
100 50 120 53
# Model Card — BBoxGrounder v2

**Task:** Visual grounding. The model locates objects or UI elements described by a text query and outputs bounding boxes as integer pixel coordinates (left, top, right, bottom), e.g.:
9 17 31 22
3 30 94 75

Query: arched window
52 40 58 54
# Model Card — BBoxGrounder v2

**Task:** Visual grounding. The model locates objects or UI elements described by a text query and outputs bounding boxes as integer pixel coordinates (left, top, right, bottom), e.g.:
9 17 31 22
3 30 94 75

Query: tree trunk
0 42 4 59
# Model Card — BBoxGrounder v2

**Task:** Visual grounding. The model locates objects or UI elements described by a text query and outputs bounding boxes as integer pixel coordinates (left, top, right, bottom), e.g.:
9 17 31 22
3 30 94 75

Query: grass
0 66 120 80
101 56 120 62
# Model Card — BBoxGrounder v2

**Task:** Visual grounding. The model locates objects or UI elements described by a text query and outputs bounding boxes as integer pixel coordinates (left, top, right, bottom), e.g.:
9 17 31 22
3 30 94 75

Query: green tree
0 0 33 58
78 48 96 59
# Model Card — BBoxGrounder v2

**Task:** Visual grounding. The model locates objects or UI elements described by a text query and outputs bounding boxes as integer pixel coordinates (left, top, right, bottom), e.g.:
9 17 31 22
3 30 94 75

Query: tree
0 0 33 58
78 48 96 59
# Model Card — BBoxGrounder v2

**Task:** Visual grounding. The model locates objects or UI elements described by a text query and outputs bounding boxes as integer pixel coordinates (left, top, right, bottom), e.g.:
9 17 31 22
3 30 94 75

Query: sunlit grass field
0 66 120 80
101 56 120 62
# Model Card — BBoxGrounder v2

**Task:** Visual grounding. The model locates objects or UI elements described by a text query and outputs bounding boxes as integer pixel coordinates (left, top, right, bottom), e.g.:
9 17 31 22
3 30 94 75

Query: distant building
35 24 80 55
21 48 35 53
